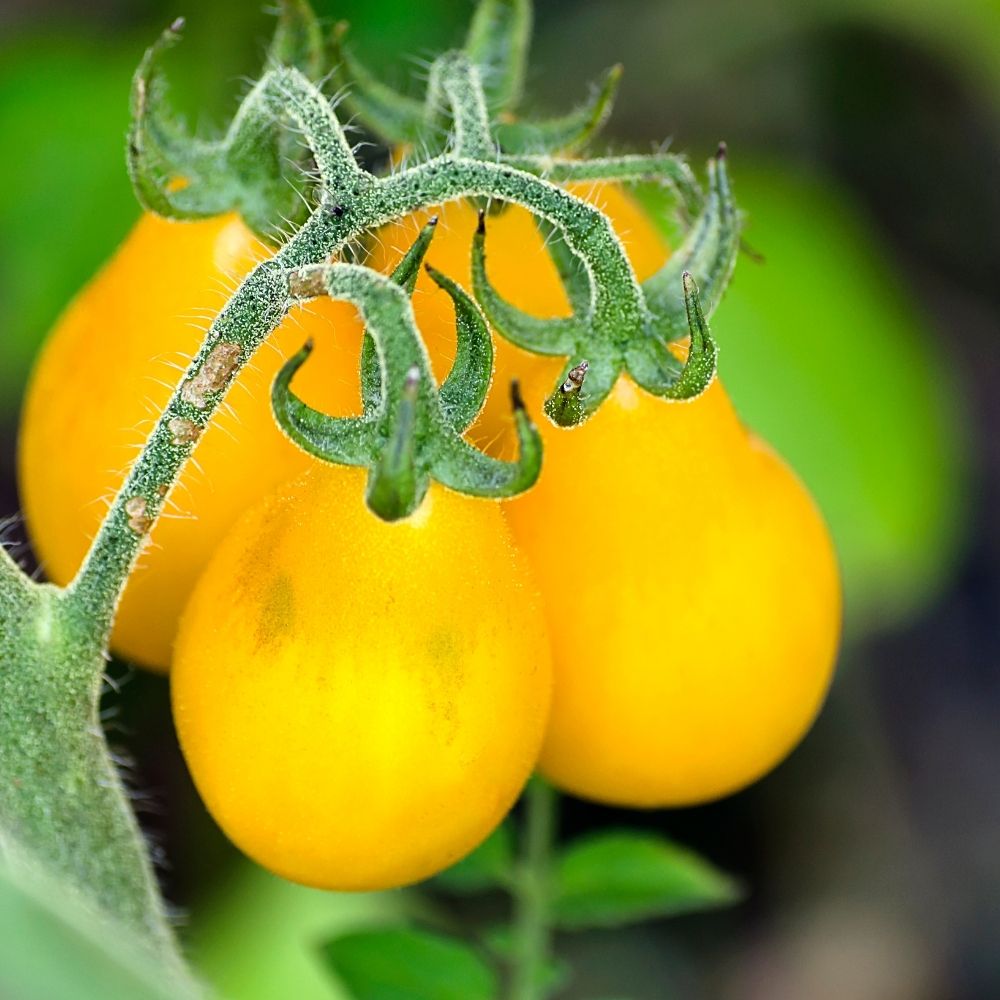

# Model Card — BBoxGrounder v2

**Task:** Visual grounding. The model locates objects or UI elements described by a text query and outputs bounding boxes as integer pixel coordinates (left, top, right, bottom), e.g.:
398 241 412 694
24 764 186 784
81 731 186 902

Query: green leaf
552 831 741 930
322 927 498 1000
0 858 191 1000
434 822 515 894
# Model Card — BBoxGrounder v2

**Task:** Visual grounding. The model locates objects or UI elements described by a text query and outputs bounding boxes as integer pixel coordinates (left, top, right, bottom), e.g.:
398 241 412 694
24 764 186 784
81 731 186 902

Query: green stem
511 777 557 1000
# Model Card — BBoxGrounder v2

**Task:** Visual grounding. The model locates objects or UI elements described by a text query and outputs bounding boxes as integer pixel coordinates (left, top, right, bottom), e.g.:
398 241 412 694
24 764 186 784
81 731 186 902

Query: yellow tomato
172 465 551 890
18 213 365 670
506 367 841 807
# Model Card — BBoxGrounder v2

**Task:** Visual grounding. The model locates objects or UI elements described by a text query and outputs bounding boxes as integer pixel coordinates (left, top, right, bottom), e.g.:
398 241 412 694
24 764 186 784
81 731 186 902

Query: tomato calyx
331 0 622 157
275 225 542 521
473 148 737 425
128 2 328 244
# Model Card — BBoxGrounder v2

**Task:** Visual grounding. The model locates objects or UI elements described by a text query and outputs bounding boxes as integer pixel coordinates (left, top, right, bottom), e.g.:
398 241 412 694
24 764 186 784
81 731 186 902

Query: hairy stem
511 778 557 1000
0 585 195 990
378 157 649 349
70 149 649 629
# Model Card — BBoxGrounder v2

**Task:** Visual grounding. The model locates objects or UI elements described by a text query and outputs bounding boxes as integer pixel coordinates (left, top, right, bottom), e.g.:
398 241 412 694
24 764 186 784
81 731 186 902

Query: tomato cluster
19 187 840 890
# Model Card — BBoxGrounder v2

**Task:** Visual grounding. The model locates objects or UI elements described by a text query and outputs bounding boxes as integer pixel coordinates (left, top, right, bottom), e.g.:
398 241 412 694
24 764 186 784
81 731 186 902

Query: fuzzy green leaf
0 860 191 1000
322 927 498 1000
552 831 741 929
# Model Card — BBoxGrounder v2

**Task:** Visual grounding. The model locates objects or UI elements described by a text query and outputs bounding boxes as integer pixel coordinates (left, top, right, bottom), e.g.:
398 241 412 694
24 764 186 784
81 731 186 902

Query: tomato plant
0 1 846 997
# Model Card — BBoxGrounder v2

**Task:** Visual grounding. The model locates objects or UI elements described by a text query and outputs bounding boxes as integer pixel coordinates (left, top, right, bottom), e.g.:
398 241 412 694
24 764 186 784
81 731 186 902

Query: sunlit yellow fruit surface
507 369 841 807
172 465 552 890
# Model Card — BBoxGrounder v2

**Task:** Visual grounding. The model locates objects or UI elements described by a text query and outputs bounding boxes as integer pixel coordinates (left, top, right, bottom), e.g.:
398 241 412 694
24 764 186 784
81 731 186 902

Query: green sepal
267 0 325 80
434 382 542 499
334 5 618 160
464 0 533 113
496 64 622 154
330 22 428 146
626 272 719 400
361 217 440 415
367 366 427 520
642 145 740 338
128 13 335 242
471 208 630 426
271 341 375 466
472 147 735 420
127 19 228 221
472 212 582 357
275 257 542 521
427 265 495 432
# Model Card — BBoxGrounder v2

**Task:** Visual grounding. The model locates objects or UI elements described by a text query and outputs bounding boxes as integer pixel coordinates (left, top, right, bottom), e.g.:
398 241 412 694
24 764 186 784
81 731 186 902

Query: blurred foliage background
0 0 997 997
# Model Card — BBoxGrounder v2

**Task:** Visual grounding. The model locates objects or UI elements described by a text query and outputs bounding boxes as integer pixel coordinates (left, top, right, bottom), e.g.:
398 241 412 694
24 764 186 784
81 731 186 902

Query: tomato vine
0 0 779 996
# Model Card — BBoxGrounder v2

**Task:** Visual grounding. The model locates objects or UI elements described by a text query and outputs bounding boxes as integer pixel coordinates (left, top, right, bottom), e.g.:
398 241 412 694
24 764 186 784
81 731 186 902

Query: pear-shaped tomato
18 212 365 670
505 365 841 807
172 465 551 890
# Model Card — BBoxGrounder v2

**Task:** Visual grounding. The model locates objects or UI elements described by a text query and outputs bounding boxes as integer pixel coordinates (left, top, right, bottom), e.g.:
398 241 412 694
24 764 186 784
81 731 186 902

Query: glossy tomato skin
18 213 364 670
172 465 552 891
506 372 841 808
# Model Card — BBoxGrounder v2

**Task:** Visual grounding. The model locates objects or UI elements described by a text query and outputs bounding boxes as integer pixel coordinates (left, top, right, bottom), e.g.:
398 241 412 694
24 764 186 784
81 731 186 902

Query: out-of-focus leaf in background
0 858 186 1000
0 40 138 412
188 861 414 1000
715 164 968 631
322 926 498 1000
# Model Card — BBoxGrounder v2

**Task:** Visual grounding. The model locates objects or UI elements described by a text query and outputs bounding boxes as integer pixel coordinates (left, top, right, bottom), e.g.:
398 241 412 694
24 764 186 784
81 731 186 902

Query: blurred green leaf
552 831 741 930
323 927 498 1000
433 821 515 894
189 860 415 1000
0 857 187 1000
638 161 968 632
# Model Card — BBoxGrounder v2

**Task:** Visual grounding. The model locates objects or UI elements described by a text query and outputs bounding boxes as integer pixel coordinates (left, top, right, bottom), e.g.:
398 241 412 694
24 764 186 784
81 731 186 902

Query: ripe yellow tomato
18 212 365 670
506 366 841 807
172 464 551 890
